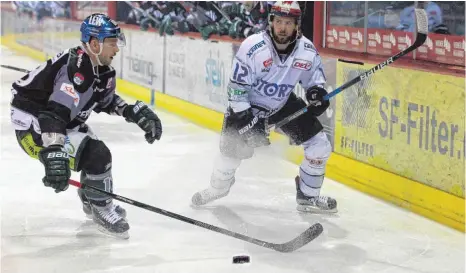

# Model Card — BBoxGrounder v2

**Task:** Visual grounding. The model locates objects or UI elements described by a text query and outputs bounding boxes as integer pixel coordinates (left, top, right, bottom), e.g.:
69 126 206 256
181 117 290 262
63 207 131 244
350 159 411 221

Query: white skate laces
314 196 332 208
96 204 123 224
296 195 338 213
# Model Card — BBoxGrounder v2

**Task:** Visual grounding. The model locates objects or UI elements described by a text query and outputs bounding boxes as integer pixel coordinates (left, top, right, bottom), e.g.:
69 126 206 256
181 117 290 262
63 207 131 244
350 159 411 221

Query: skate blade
96 225 130 240
297 204 338 214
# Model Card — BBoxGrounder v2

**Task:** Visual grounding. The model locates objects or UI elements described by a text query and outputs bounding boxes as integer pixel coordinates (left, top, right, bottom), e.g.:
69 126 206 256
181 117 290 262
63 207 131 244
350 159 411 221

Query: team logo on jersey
60 83 80 106
262 58 273 72
73 72 84 85
304 43 313 51
76 49 84 68
263 58 273 67
252 79 294 98
247 40 266 58
292 59 312 71
106 78 113 89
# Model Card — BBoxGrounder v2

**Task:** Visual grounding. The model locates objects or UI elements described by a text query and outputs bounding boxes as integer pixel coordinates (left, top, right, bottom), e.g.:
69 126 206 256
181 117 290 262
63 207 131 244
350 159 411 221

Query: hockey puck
232 255 250 264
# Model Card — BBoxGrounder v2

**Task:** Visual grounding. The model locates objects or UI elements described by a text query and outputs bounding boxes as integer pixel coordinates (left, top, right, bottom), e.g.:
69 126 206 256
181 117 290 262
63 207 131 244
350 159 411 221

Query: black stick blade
270 223 324 253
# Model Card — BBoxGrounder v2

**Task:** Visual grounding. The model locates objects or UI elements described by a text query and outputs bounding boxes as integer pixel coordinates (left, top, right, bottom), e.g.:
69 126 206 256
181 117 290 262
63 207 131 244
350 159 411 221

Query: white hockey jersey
227 31 326 116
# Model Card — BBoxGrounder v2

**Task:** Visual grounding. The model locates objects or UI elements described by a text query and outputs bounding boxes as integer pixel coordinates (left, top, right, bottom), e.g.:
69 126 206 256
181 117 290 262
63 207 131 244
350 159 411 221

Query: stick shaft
1 64 30 73
270 30 427 130
68 179 319 252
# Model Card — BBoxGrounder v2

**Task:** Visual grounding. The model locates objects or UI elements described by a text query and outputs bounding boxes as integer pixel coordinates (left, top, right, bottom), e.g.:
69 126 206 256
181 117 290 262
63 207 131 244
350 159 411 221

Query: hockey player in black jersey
10 13 162 239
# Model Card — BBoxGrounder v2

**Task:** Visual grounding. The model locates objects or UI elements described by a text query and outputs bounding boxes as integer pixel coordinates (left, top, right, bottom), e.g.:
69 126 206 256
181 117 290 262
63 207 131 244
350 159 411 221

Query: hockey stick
69 179 323 252
268 8 428 130
1 64 30 73
4 62 322 252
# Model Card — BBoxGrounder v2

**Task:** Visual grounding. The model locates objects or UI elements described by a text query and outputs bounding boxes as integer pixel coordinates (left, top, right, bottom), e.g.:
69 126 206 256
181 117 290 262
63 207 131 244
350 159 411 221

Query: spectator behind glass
332 1 461 35
397 1 446 33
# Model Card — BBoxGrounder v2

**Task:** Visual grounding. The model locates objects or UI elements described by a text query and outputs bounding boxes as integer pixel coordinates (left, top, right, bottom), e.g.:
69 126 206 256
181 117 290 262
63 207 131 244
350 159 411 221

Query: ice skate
78 189 126 219
191 177 235 206
295 176 337 213
91 202 130 239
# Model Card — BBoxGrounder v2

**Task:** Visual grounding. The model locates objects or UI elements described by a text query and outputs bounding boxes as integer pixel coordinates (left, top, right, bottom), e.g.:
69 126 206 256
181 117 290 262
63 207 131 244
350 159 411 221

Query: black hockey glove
124 101 162 144
38 145 71 193
306 86 330 116
232 108 270 148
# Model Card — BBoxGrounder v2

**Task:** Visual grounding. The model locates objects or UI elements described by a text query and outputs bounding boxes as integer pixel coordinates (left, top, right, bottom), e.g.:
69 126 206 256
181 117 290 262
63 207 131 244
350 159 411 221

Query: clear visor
116 32 126 47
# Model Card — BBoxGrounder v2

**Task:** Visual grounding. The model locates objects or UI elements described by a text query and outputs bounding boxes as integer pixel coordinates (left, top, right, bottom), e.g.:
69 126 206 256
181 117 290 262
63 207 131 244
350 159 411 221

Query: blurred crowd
12 1 71 20
10 1 464 40
124 1 274 40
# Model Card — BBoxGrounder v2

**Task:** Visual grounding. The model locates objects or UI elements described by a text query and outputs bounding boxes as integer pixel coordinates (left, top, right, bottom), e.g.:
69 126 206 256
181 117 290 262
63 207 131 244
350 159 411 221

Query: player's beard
272 28 294 45
98 55 112 66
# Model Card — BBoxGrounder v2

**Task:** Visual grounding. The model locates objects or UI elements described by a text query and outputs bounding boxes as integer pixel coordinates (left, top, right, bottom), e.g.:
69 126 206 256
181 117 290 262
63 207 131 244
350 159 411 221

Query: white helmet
268 1 302 43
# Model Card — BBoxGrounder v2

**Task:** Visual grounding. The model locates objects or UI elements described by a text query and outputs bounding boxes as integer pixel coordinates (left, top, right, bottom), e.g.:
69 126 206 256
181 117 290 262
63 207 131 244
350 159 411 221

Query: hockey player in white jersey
192 1 336 213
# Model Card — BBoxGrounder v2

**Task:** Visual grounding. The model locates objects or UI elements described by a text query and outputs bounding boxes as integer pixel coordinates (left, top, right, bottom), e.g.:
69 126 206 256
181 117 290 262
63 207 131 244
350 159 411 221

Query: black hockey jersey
11 46 127 134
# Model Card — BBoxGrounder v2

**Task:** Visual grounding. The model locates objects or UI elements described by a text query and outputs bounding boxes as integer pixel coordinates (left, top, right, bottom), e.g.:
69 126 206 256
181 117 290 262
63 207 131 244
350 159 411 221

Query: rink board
0 14 464 232
336 62 465 198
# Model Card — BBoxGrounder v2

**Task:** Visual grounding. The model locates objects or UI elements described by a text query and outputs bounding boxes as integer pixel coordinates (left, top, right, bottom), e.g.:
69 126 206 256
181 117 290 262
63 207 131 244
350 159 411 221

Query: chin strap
82 44 102 77
85 42 104 67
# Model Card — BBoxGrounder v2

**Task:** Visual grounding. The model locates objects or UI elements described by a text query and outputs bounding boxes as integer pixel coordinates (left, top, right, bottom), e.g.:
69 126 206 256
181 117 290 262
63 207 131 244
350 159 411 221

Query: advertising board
120 29 164 93
416 34 465 66
165 35 233 113
326 25 366 52
335 61 465 197
366 29 414 57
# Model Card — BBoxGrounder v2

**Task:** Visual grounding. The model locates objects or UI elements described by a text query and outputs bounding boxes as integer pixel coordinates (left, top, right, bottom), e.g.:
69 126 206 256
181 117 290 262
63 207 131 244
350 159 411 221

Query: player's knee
78 139 112 174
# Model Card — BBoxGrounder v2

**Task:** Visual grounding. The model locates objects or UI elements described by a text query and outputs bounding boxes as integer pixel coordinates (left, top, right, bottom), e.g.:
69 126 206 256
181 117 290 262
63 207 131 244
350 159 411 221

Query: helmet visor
116 32 126 47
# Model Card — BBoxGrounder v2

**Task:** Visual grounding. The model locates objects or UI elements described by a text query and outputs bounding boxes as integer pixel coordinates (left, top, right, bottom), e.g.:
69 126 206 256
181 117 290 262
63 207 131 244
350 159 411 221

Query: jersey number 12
232 63 248 83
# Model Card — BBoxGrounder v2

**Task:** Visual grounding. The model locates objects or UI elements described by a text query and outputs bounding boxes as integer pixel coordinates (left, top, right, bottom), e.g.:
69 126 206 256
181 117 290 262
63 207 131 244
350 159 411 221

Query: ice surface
0 46 464 273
